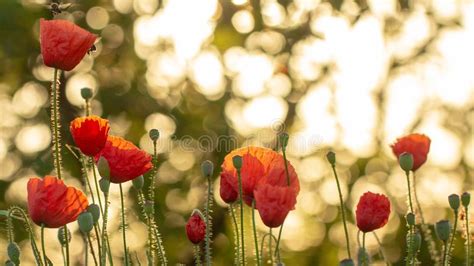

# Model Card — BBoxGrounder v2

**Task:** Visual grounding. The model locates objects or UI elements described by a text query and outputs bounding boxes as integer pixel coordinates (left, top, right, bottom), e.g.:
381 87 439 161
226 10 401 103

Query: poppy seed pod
97 156 110 180
149 129 160 142
80 87 93 100
77 212 94 233
132 175 144 190
99 178 110 194
413 232 422 251
461 192 471 207
201 160 214 178
406 213 416 226
326 151 336 166
7 242 20 264
57 227 71 246
448 194 460 211
398 152 414 173
232 155 243 170
435 220 451 242
339 258 355 266
87 204 100 224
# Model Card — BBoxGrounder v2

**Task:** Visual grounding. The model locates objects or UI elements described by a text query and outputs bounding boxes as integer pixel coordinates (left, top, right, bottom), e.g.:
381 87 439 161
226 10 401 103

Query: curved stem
90 157 104 217
330 164 351 259
119 183 130 265
251 200 261 266
93 225 102 263
41 224 47 266
101 194 113 266
8 207 43 265
465 206 471 266
87 233 98 266
373 232 388 266
447 210 458 265
50 68 63 180
229 204 241 266
274 225 284 260
236 169 245 266
205 176 212 266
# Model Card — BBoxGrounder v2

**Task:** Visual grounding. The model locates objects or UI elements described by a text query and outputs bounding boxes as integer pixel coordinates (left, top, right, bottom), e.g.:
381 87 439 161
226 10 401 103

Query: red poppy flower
185 210 206 244
40 19 96 71
70 116 110 156
220 146 299 207
27 176 88 228
96 135 152 183
254 183 297 227
391 133 431 171
356 192 391 233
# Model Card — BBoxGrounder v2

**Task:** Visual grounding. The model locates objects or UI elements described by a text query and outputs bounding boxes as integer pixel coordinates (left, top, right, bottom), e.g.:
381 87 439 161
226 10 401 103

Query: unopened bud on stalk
232 155 242 170
339 258 355 266
99 178 110 194
149 129 160 142
398 152 414 172
406 213 416 226
97 156 110 180
201 160 214 178
461 192 471 207
7 242 20 264
132 175 144 190
326 151 336 166
435 220 451 242
413 232 422 251
87 204 100 224
80 87 93 100
77 212 94 233
448 194 460 211
57 227 71 246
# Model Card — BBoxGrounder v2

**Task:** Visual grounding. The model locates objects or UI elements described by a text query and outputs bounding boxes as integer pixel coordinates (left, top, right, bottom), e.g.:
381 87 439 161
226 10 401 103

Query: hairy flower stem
101 194 113 266
413 173 440 264
236 169 246 266
87 233 98 266
406 226 415 266
205 176 213 266
50 68 63 180
447 210 458 265
64 225 70 266
41 224 48 266
442 241 448 266
119 184 130 265
252 200 261 266
229 204 241 266
405 171 414 214
193 245 202 266
330 163 351 259
465 205 471 266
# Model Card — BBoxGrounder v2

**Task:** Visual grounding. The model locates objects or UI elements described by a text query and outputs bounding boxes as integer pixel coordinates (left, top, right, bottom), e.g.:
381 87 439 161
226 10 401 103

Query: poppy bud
99 178 110 194
357 247 369 265
413 232 422 251
57 227 71 246
97 156 110 180
448 194 460 211
279 132 289 149
435 220 451 242
201 160 214 178
339 258 355 266
149 129 160 142
7 242 20 264
185 209 206 244
398 152 414 172
326 151 336 166
77 212 94 233
132 175 144 190
232 155 243 170
461 192 471 207
406 213 416 226
81 87 93 100
87 204 100 224
144 200 154 214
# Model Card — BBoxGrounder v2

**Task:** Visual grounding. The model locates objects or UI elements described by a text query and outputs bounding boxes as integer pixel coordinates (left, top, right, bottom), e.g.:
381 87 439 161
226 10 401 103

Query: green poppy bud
339 258 355 266
149 129 160 142
99 178 110 194
448 194 460 211
232 155 242 170
326 151 336 166
132 175 144 190
406 213 416 226
80 87 93 100
7 242 20 264
87 204 100 224
398 152 414 172
279 132 289 149
413 232 422 251
435 220 451 242
357 247 369 266
461 192 471 208
77 212 94 233
57 227 71 246
97 156 110 180
201 160 214 178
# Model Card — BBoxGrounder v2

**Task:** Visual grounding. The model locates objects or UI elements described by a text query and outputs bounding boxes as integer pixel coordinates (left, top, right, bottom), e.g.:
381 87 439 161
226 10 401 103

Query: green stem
85 99 91 116
362 232 367 266
193 245 202 266
8 207 43 265
274 145 291 262
281 147 290 186
50 68 63 180
90 157 105 217
252 200 261 266
229 204 241 266
205 176 212 266
85 234 89 266
87 233 98 266
101 194 113 266
442 241 448 266
274 225 284 260
405 171 414 214
330 163 351 259
466 206 471 266
41 224 47 266
373 232 388 266
237 168 246 266
64 225 70 266
119 184 130 265
93 225 102 264
447 210 458 265
269 228 273 265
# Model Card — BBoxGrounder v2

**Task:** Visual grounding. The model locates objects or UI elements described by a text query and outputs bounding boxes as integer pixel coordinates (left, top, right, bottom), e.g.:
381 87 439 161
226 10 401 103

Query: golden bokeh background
0 0 473 265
